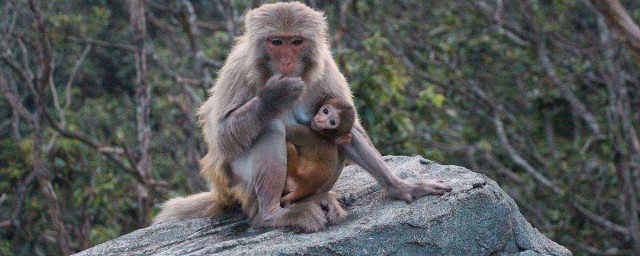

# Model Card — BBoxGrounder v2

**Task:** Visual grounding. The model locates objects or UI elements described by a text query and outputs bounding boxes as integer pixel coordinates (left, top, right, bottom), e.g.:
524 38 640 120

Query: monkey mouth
310 120 319 130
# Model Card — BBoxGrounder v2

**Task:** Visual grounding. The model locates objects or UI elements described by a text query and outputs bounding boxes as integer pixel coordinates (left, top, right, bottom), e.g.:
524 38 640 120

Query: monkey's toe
308 192 348 224
288 202 327 233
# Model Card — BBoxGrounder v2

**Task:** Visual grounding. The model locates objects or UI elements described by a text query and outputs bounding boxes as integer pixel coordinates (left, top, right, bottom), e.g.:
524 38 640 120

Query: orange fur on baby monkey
283 97 355 205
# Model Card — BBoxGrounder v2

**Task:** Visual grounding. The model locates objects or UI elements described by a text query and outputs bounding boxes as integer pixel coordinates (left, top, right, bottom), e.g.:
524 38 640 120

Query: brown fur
153 2 451 231
283 98 355 205
196 2 342 206
152 192 221 225
154 3 352 228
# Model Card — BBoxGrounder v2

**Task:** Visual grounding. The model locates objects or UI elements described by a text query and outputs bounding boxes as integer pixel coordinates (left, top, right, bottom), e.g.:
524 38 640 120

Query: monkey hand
300 192 347 224
258 75 304 111
386 179 452 203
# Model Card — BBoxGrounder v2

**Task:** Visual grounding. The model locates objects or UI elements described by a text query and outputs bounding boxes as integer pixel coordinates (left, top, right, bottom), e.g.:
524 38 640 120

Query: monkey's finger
265 73 284 86
425 180 452 192
400 193 413 204
434 183 452 192
282 76 304 87
428 189 446 196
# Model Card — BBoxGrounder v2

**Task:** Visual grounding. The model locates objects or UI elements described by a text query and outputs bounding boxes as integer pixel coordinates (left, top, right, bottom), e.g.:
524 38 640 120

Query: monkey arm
341 126 403 190
285 125 315 144
341 125 452 202
218 97 276 159
217 76 304 159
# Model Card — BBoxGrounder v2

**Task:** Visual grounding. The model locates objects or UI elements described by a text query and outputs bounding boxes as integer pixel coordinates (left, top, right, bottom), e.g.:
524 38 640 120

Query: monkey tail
152 192 222 225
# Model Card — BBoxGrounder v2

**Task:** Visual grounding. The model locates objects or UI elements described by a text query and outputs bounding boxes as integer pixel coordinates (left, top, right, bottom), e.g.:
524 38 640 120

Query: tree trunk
127 0 153 227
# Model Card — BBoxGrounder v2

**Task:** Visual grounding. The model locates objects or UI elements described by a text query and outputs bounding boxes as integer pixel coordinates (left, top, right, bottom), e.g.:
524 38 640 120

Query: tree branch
494 112 630 237
0 71 33 123
147 48 203 87
63 45 91 113
538 41 602 135
590 0 640 55
44 110 146 184
0 193 6 206
494 114 565 195
179 0 217 91
128 0 153 227
1 49 36 90
65 36 135 52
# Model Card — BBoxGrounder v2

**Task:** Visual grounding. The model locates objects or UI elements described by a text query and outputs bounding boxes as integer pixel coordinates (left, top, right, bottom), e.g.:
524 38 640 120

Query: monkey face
311 104 341 133
265 35 308 76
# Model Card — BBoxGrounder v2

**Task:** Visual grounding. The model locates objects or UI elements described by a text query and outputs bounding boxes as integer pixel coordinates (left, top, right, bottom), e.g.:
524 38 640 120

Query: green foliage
418 86 446 108
342 31 448 157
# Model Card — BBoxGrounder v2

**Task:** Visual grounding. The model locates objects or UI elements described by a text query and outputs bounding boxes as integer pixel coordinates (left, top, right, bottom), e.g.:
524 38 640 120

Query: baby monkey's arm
285 125 315 143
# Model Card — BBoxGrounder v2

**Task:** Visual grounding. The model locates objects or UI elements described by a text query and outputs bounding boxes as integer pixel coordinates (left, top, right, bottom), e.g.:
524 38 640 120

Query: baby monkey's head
310 97 355 144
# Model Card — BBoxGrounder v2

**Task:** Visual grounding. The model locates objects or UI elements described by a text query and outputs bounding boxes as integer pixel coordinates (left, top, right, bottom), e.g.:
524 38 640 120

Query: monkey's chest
284 98 314 126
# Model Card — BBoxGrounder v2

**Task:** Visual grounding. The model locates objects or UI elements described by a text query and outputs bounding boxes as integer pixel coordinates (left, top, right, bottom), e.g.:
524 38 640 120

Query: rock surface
75 156 571 256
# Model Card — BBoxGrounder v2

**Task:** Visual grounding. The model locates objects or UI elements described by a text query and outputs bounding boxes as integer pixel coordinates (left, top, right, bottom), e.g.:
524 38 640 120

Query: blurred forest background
1 0 639 255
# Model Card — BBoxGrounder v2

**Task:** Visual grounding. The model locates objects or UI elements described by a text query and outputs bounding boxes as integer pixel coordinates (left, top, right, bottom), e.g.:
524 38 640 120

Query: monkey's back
283 135 341 203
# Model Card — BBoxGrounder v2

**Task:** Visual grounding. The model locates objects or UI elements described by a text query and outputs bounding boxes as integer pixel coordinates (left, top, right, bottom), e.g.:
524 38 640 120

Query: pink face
310 104 340 132
265 35 307 75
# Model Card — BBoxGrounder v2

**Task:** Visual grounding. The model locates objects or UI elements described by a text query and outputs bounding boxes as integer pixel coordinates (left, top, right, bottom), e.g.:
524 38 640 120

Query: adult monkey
154 2 451 232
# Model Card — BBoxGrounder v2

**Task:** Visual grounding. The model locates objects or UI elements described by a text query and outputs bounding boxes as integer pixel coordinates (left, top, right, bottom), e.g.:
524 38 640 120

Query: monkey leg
240 119 327 232
285 143 299 175
343 127 452 203
284 142 300 196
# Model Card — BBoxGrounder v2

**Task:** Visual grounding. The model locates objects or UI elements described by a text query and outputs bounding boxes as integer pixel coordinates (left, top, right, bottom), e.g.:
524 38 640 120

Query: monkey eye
271 38 283 46
323 108 329 114
292 38 304 45
329 119 336 126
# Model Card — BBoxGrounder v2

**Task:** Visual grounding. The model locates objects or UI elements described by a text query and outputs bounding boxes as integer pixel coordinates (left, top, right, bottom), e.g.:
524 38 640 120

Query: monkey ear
334 133 353 144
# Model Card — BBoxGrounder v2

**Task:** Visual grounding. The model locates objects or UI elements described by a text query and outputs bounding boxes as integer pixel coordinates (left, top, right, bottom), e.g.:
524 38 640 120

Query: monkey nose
281 63 294 74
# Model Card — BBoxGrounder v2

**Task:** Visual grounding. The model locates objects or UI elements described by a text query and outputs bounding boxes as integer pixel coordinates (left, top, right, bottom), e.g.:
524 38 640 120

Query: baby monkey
283 97 356 205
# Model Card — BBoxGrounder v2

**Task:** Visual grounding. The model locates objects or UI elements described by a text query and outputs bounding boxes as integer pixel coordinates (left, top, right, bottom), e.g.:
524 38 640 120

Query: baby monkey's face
310 104 340 132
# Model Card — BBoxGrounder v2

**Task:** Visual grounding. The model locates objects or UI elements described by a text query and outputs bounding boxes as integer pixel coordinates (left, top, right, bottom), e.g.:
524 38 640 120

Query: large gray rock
75 156 571 256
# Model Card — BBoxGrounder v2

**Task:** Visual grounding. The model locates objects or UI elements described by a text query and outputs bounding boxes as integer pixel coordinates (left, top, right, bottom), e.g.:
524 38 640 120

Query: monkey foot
267 201 327 233
387 179 452 203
